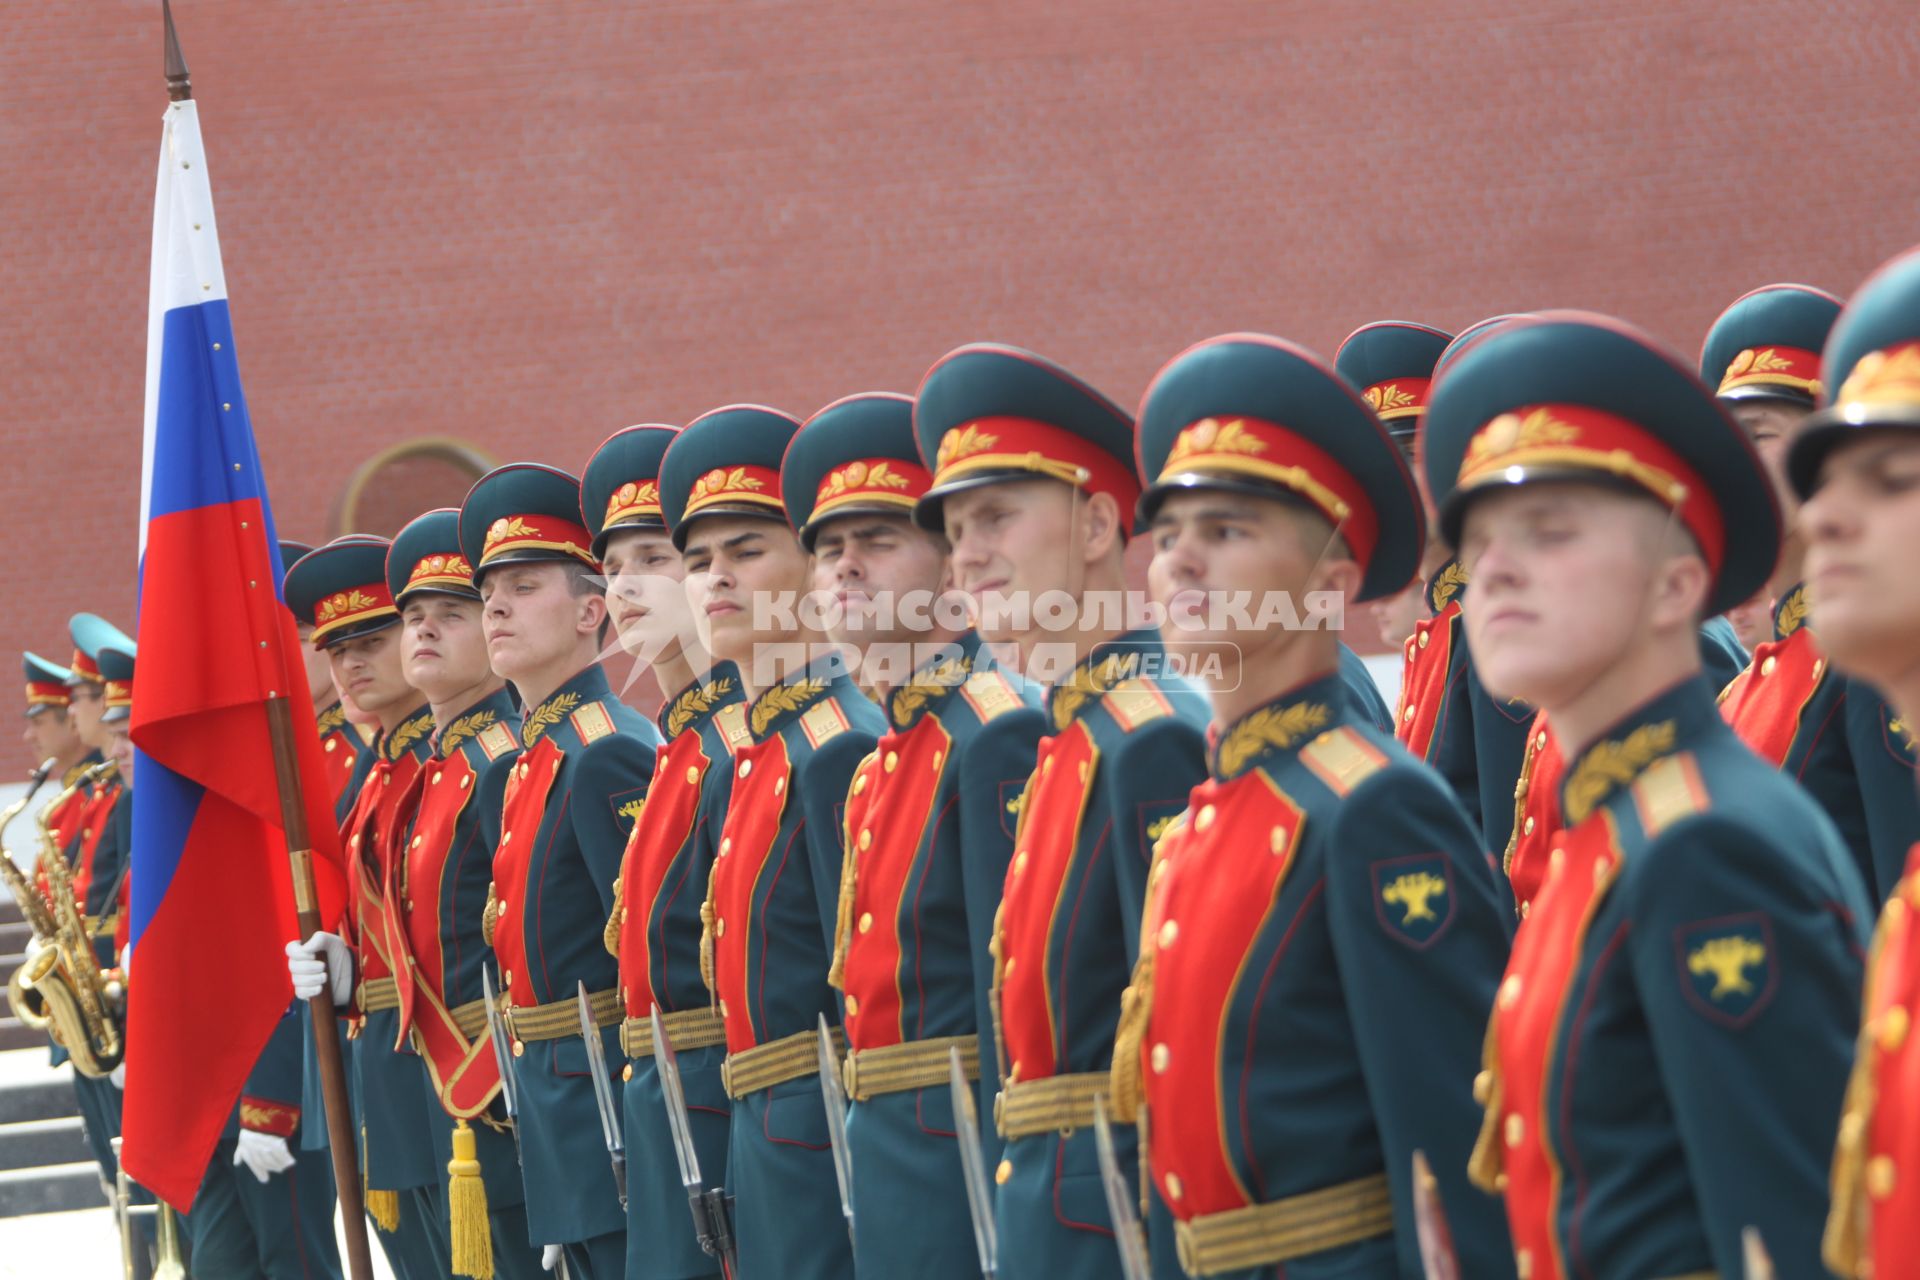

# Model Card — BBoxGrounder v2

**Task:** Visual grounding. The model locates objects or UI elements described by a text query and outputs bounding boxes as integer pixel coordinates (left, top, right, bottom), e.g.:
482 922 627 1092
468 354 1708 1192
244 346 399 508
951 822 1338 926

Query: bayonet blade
1092 1095 1149 1280
1742 1226 1775 1280
816 1013 855 1234
1411 1150 1460 1280
481 964 517 1119
577 982 626 1208
948 1046 998 1279
651 1006 702 1189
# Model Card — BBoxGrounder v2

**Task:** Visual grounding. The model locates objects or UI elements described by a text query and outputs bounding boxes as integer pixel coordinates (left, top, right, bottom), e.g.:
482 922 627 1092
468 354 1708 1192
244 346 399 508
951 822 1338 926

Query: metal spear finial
163 0 192 101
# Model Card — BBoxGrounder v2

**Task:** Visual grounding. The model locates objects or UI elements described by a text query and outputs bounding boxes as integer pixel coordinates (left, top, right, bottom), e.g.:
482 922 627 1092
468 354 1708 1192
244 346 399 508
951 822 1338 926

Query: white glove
233 1129 296 1183
541 1245 563 1272
110 1062 126 1090
285 933 353 1007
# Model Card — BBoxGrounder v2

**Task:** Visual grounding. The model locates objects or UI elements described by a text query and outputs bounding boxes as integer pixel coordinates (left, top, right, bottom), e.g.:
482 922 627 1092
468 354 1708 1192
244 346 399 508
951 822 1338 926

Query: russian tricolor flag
122 97 346 1209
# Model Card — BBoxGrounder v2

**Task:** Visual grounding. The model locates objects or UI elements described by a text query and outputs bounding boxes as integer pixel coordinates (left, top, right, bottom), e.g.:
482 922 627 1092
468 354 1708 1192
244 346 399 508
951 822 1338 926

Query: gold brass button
1402 704 1416 723
846 995 859 1015
1761 655 1778 677
1196 805 1216 832
1473 1070 1493 1104
411 835 422 848
686 766 699 785
858 912 873 934
503 968 512 986
1158 920 1178 949
1500 975 1522 1009
853 774 867 795
884 752 899 773
1516 1248 1533 1279
859 829 873 851
715 918 726 938
1870 1154 1897 1200
1418 631 1429 649
622 1063 633 1082
720 838 731 857
1505 1113 1524 1147
1013 851 1028 874
511 1039 525 1058
1164 1172 1183 1201
432 771 442 784
1535 731 1547 750
1269 825 1286 855
1882 1007 1911 1051
995 1159 1012 1185
1524 817 1536 835
1151 1043 1170 1073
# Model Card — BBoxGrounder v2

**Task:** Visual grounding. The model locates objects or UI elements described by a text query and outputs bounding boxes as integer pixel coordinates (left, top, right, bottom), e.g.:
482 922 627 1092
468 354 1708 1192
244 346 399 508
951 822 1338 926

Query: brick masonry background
6 0 1919 761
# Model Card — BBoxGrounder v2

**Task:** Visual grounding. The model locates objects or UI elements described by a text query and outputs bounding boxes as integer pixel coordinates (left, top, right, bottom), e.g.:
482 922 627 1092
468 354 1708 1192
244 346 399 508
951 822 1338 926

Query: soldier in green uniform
584 424 746 1280
460 463 659 1279
784 391 1048 1277
1116 332 1517 1279
1706 284 1920 901
1428 311 1870 1279
907 343 1210 1280
376 508 543 1280
660 405 885 1280
284 536 449 1280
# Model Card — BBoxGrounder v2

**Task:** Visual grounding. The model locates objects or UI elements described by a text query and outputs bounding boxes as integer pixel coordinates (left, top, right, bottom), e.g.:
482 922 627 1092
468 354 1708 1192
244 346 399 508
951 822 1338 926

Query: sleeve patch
961 671 1025 722
1630 752 1707 837
239 1097 300 1138
1887 713 1918 766
1103 679 1173 733
1674 913 1777 1028
571 703 617 745
801 699 851 748
476 722 517 760
1300 727 1389 797
1371 853 1456 950
997 777 1028 841
1136 799 1189 862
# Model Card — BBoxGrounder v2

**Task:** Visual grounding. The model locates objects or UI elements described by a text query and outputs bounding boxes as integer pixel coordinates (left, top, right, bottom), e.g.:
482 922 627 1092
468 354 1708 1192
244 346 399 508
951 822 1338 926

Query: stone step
0 1072 74 1126
0 1160 108 1219
0 1116 90 1173
0 1018 44 1055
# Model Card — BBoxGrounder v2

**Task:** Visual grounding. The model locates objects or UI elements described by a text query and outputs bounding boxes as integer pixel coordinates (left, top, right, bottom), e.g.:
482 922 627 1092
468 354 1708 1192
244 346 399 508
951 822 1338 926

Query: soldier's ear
1648 549 1711 634
1079 490 1122 562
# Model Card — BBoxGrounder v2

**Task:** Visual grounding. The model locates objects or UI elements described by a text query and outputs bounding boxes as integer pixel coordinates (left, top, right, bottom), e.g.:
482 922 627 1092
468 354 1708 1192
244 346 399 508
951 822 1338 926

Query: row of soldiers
20 244 1920 1280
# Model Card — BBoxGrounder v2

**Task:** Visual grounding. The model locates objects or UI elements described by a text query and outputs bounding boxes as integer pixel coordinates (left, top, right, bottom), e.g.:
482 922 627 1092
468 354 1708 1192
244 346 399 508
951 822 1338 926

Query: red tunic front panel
617 728 712 1018
839 715 950 1051
1720 626 1826 766
708 733 793 1055
1505 716 1564 919
1859 844 1920 1272
1397 599 1462 760
1143 771 1306 1219
1490 810 1623 1280
995 721 1098 1083
492 736 561 1007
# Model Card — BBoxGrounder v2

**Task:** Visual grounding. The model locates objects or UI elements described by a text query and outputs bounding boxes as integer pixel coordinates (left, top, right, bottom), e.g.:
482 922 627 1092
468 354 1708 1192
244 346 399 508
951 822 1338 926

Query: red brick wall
6 0 1918 764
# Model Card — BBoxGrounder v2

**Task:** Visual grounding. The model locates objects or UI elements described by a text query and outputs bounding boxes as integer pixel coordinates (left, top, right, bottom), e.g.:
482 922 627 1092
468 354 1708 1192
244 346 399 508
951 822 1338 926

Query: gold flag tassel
364 1186 401 1233
447 1119 494 1279
363 1121 401 1232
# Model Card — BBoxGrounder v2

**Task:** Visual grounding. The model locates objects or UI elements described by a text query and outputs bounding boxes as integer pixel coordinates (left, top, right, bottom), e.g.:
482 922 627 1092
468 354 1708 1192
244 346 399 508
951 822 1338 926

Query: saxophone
6 759 126 1076
2 759 59 1026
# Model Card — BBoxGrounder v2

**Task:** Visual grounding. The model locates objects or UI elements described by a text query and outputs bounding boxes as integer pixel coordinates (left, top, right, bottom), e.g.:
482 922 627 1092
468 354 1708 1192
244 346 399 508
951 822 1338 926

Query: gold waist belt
620 1007 727 1059
722 1025 845 1099
843 1033 979 1102
449 997 488 1040
358 977 400 1013
1174 1173 1394 1276
995 1070 1107 1138
503 987 620 1043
